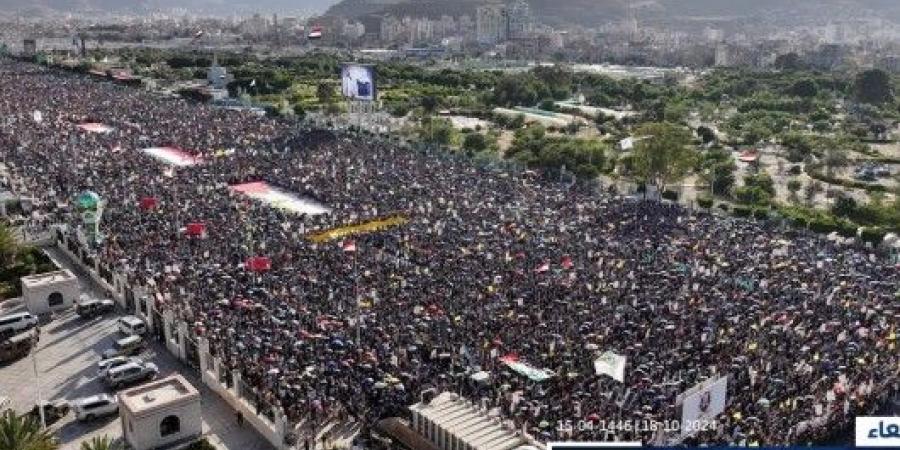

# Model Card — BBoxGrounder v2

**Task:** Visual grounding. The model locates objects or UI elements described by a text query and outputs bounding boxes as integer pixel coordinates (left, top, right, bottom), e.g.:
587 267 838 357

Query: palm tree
0 410 57 450
80 435 122 450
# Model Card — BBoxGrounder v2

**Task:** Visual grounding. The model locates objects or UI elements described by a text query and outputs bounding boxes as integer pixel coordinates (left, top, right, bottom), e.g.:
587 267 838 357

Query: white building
119 374 202 450
409 392 541 450
21 269 79 315
476 5 505 44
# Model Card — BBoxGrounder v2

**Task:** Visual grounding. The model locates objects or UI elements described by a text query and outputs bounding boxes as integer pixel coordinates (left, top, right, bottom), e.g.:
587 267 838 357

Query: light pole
31 331 46 429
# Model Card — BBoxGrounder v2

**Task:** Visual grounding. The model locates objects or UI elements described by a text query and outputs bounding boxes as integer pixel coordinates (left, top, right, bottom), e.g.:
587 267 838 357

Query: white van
0 312 38 335
117 316 147 336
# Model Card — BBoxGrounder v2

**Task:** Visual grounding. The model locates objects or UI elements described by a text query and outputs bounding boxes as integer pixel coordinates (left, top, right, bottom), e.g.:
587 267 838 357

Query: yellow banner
307 215 408 243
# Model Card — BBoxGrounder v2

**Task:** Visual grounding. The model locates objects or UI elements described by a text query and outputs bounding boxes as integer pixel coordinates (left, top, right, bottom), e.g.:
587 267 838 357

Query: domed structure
76 191 101 210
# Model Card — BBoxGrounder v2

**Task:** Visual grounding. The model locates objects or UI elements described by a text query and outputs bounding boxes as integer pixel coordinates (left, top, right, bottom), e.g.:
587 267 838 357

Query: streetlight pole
31 333 46 429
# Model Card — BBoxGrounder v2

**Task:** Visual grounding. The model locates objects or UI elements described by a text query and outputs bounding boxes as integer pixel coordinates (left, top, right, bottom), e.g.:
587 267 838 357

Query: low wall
53 230 289 450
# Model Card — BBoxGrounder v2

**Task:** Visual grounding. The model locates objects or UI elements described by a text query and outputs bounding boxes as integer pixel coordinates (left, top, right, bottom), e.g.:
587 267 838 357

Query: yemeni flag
534 262 550 273
342 239 357 253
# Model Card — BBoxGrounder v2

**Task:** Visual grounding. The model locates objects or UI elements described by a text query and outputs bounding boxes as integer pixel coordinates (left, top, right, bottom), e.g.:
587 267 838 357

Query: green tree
775 52 804 71
418 118 455 146
632 122 697 190
822 147 848 177
80 436 122 450
0 410 57 450
462 133 488 154
0 222 17 270
420 96 439 116
854 69 894 105
789 79 818 98
710 162 736 196
832 195 858 218
696 126 716 145
316 82 334 106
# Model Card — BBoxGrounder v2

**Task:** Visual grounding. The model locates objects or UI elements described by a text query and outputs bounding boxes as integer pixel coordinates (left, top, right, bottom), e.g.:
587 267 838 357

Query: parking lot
0 249 273 450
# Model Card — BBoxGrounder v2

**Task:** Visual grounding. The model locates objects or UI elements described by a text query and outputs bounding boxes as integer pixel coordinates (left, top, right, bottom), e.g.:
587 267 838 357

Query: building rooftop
411 392 531 450
20 269 75 288
119 374 200 417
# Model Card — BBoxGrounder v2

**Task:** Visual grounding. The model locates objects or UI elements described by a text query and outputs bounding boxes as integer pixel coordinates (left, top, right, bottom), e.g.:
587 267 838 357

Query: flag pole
355 250 361 345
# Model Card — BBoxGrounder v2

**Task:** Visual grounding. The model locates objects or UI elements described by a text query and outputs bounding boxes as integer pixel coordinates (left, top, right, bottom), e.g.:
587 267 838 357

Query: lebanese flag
342 239 357 253
534 262 550 273
561 255 574 270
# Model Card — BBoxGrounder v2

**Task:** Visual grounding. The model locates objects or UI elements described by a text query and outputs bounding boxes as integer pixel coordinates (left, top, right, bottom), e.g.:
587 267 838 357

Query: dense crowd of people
0 59 897 446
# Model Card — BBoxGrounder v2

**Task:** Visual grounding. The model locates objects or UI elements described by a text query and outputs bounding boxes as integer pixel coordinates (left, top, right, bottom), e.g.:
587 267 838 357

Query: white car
97 356 142 379
117 316 147 336
105 361 158 389
0 312 38 335
71 394 118 421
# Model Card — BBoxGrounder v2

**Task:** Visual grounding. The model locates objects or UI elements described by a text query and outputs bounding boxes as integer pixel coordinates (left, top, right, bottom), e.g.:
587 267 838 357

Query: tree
462 133 488 154
316 82 334 106
854 69 894 105
789 79 818 98
0 410 57 450
832 195 858 218
420 96 439 116
775 52 804 71
710 162 736 196
822 147 848 177
418 118 455 146
696 126 716 145
0 222 17 270
632 122 697 190
80 436 122 450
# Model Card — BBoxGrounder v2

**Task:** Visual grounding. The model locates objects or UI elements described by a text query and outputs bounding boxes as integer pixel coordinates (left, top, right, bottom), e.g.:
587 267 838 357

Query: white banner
678 376 728 436
593 351 626 383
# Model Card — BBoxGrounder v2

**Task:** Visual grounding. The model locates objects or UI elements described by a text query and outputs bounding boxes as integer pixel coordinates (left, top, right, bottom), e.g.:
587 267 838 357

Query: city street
0 248 273 450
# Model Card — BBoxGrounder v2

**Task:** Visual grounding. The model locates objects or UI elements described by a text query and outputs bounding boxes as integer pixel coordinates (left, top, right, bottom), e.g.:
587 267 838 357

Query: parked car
117 316 147 336
71 394 118 421
0 312 38 336
105 361 158 389
97 355 142 379
102 335 144 360
0 329 38 363
75 296 116 318
26 401 69 426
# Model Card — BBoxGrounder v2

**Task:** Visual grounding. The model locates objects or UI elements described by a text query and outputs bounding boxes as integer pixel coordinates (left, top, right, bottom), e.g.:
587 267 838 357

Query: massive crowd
0 60 897 446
